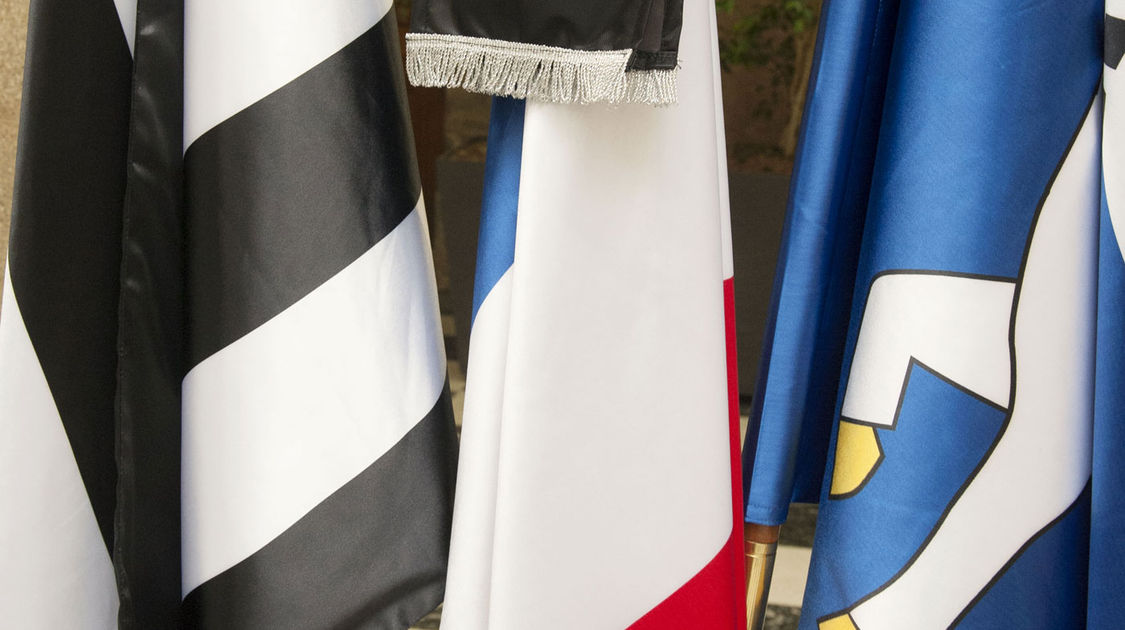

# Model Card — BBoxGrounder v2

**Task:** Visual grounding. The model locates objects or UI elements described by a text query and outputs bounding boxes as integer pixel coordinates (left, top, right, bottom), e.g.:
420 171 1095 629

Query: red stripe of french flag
628 277 747 630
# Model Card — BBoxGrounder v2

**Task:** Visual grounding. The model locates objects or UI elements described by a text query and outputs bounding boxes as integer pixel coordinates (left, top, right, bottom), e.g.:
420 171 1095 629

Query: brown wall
0 0 28 295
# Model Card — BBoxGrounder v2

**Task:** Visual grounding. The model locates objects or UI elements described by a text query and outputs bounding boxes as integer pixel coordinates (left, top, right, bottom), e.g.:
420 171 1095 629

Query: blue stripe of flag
1090 184 1125 626
471 97 525 325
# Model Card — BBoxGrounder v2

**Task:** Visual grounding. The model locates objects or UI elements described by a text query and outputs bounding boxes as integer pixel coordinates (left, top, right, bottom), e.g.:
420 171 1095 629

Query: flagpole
745 523 780 630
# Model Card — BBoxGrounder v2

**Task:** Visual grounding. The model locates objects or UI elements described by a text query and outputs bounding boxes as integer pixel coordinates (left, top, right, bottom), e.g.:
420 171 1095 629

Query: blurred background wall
0 0 28 291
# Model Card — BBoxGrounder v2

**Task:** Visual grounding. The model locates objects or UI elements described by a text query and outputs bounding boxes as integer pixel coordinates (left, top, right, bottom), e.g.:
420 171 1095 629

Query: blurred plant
716 0 821 159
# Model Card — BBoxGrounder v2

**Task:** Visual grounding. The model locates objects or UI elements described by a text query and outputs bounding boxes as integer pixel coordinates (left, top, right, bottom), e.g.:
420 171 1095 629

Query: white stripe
1102 3 1125 262
842 274 1015 426
181 203 447 596
708 0 735 279
852 90 1102 630
450 0 733 626
113 0 136 56
183 0 392 149
0 264 119 628
441 270 514 630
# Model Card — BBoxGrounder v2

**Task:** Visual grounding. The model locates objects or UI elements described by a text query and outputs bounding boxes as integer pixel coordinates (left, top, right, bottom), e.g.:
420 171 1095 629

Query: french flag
439 0 746 627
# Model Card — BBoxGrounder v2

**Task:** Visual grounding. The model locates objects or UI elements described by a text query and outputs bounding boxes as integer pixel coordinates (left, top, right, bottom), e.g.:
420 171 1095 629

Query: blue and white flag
742 0 1123 627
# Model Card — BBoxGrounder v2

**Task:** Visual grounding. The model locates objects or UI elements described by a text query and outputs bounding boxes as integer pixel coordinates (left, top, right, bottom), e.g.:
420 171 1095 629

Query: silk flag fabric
1 0 184 625
2 0 135 623
1093 4 1125 626
180 1 458 627
440 0 744 627
742 0 1123 627
1 0 458 627
406 0 682 104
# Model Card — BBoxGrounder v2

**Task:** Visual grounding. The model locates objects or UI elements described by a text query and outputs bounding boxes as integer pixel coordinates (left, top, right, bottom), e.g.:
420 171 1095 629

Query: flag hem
405 33 677 105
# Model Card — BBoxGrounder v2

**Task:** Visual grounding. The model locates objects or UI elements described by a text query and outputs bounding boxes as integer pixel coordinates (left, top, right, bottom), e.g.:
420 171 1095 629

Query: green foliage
717 0 819 74
717 0 821 161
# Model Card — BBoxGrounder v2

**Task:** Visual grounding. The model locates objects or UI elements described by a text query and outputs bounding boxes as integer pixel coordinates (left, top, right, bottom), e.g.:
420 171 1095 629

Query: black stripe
113 0 186 626
7 0 133 551
628 0 682 71
183 11 421 369
1106 14 1125 70
182 390 459 630
411 0 661 53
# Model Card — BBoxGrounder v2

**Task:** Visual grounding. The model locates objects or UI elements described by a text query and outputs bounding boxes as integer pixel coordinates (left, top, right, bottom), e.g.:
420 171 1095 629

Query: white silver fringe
623 69 679 106
406 33 678 106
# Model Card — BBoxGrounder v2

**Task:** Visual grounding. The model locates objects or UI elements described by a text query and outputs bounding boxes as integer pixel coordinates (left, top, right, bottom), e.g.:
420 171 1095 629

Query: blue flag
742 0 1124 626
1092 4 1125 627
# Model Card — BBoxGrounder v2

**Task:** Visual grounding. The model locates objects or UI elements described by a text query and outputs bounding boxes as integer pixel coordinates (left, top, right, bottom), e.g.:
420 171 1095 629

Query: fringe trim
624 69 679 106
406 33 678 106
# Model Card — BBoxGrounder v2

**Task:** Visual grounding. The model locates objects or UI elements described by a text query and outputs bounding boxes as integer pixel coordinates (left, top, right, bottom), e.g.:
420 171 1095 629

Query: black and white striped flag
179 0 458 626
1 0 458 626
1 0 139 625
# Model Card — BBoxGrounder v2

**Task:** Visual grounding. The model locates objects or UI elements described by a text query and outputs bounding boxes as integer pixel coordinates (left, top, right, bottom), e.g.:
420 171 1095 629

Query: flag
1 0 185 624
741 0 1116 627
179 0 457 627
0 0 135 625
1092 4 1125 625
1 0 458 627
435 0 744 627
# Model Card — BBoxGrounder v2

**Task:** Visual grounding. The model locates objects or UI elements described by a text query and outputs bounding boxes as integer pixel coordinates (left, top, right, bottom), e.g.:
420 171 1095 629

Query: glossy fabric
742 0 897 525
409 0 682 70
743 0 1118 626
440 3 743 625
1091 3 1125 623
